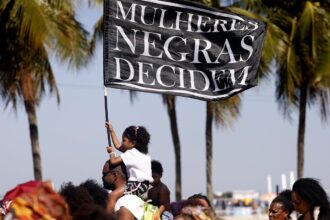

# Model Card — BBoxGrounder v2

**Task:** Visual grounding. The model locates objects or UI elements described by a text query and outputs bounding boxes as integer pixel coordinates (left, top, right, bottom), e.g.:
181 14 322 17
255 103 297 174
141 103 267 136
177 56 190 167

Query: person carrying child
105 121 153 214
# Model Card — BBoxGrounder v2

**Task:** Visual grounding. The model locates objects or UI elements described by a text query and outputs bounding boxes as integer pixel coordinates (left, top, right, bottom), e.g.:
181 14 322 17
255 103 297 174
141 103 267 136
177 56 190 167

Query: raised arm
105 121 121 150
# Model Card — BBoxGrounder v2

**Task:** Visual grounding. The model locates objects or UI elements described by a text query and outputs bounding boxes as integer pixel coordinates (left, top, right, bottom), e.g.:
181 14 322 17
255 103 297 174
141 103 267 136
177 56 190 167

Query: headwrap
2 181 70 220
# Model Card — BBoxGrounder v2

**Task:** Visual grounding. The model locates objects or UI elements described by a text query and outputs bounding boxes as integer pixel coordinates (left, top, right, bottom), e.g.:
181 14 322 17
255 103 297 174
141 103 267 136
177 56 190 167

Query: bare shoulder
117 206 135 220
148 183 169 195
159 182 170 194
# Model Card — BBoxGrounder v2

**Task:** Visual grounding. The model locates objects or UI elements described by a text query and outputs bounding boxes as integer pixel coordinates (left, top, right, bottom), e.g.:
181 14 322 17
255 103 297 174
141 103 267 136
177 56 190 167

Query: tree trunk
166 95 182 201
20 72 42 180
297 85 307 179
206 101 214 203
24 100 42 180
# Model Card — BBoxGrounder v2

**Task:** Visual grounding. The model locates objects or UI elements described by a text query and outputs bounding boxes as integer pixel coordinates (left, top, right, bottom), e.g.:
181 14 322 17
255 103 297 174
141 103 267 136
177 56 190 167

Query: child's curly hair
123 125 150 154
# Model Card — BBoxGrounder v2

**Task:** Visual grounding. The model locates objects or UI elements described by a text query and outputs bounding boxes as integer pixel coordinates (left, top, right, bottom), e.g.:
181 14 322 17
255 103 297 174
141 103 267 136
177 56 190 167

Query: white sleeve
120 149 137 166
114 195 145 220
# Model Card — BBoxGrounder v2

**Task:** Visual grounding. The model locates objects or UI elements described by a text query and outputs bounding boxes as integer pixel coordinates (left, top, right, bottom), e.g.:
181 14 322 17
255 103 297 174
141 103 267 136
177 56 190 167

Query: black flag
104 0 266 101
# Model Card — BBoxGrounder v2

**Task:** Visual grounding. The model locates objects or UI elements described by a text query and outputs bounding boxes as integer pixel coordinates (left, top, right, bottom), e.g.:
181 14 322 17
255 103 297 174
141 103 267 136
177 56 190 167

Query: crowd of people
1 123 330 220
268 178 330 220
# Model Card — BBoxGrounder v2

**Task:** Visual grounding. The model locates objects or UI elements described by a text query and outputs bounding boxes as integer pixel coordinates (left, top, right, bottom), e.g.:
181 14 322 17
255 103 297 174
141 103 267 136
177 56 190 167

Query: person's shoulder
159 183 170 194
121 149 137 158
126 148 140 156
115 195 145 219
148 185 163 195
117 194 144 204
132 149 151 159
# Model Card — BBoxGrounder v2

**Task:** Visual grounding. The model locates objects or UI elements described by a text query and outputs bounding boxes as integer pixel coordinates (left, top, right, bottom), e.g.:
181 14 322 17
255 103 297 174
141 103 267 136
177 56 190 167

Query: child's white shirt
120 148 153 183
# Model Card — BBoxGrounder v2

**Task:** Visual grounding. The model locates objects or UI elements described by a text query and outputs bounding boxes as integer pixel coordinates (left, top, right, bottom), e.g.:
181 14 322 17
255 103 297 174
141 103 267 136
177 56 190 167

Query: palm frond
49 12 90 68
4 0 90 68
235 0 270 15
10 0 50 49
89 15 103 56
295 1 316 59
318 90 330 122
88 0 103 7
44 0 73 11
314 8 330 81
0 0 89 110
211 95 241 128
229 7 285 78
0 0 10 10
275 65 298 120
275 18 300 118
315 40 330 83
33 46 60 105
287 18 302 87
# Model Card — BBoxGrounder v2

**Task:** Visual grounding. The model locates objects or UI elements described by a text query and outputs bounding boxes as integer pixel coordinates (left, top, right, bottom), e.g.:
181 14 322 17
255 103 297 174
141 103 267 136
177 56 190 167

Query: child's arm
107 186 125 215
107 146 123 165
105 121 121 150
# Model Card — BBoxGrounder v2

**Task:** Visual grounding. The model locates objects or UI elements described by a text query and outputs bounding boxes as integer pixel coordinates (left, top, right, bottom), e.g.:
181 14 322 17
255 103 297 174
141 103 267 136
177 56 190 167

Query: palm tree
88 0 103 56
163 95 182 200
161 0 222 200
205 97 241 202
0 0 90 180
200 0 277 200
188 0 243 202
274 1 330 178
235 0 330 178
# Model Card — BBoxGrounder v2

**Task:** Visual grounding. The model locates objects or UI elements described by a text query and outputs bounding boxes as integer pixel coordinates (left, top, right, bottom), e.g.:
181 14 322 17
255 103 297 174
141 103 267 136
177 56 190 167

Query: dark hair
187 193 212 208
292 178 330 220
79 179 109 209
123 125 150 154
151 160 163 175
108 160 128 180
59 182 94 215
72 203 114 220
272 190 294 218
174 213 194 220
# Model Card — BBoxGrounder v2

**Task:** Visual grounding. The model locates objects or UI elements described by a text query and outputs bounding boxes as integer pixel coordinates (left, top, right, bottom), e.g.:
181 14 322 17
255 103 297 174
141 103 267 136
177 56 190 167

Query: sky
1 2 330 200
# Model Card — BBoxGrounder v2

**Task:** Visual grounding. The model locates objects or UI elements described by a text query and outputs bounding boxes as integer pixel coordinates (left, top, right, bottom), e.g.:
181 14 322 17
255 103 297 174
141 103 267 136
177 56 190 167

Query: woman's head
187 194 212 208
269 190 294 220
122 126 150 154
292 178 329 216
